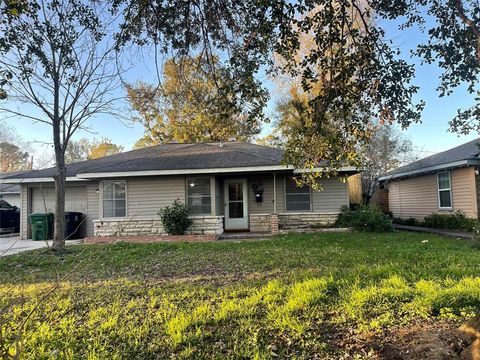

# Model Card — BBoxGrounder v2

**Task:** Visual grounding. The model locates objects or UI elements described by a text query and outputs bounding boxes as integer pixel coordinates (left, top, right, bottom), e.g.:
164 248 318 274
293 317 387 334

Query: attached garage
24 185 89 239
31 186 87 214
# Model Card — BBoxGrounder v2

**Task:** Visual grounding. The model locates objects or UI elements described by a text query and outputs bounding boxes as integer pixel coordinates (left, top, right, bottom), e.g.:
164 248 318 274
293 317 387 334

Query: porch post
273 172 277 214
271 172 279 235
210 175 216 216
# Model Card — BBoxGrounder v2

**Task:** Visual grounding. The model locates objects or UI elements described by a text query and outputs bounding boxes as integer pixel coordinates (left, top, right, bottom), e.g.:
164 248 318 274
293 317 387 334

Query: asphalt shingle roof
0 173 23 191
2 142 286 180
384 137 480 179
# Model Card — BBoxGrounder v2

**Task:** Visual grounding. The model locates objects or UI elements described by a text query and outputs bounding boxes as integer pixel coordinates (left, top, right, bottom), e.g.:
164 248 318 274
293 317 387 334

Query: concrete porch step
218 232 272 240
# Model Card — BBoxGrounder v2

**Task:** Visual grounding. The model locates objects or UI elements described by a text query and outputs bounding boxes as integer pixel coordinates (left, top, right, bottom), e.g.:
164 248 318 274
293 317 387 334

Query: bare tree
0 120 19 144
360 125 418 205
0 0 123 251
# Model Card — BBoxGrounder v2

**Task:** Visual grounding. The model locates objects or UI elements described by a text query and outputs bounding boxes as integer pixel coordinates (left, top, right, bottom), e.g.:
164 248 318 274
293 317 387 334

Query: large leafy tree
127 56 261 147
374 0 480 134
0 0 121 250
114 0 422 184
88 138 123 159
65 138 123 163
0 120 31 172
115 0 480 179
0 142 30 172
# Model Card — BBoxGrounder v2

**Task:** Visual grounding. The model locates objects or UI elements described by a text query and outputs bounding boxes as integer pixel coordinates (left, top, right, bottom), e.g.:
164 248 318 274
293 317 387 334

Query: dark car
0 200 20 233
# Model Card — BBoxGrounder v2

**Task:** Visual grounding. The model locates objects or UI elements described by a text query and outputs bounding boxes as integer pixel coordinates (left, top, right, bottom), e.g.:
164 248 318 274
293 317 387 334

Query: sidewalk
394 224 473 239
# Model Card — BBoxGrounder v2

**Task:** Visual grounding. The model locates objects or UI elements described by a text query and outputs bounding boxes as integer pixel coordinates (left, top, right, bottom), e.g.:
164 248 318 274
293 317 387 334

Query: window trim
284 176 312 213
437 171 453 210
100 180 127 219
185 176 212 216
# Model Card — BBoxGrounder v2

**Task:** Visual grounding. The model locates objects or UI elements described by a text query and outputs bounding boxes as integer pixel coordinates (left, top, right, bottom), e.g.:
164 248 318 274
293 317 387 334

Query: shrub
393 217 418 226
423 211 476 231
158 200 193 235
335 205 393 232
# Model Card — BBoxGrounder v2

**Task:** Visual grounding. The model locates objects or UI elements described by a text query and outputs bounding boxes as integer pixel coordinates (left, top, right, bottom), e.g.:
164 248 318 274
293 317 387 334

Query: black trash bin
64 212 83 240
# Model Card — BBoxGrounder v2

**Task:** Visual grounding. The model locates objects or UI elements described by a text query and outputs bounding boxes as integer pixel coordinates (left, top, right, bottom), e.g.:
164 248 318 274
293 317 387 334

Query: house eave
77 165 361 179
76 166 292 178
378 159 480 181
0 177 90 184
0 165 362 182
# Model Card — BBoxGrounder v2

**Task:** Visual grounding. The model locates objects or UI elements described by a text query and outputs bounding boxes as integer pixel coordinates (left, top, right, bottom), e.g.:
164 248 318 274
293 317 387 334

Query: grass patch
1 231 480 358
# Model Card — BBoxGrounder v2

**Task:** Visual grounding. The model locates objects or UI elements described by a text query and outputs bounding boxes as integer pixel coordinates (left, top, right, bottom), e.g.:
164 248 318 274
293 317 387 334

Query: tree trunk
362 193 371 205
52 105 65 251
52 159 66 251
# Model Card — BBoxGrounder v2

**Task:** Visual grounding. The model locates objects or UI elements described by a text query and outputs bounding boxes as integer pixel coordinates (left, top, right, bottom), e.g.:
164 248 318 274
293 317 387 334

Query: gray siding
312 178 348 212
276 174 285 213
20 185 29 239
248 174 277 214
126 176 186 218
247 174 347 214
85 182 99 237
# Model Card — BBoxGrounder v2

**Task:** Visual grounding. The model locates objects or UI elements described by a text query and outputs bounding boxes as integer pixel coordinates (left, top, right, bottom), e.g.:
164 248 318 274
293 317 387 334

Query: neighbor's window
103 181 126 218
187 177 211 215
285 177 311 212
437 172 452 209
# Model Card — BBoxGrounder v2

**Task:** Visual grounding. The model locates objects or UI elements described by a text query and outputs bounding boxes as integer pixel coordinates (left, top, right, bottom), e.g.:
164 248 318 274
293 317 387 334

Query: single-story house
1 142 358 240
379 138 480 220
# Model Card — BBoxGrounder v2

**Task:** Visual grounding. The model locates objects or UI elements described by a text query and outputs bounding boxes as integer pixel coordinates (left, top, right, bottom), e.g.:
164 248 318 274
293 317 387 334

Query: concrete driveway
0 236 83 256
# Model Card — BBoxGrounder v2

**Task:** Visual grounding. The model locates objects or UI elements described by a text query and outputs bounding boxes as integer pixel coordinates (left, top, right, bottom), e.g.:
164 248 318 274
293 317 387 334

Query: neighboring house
0 142 358 240
379 138 480 220
0 173 21 208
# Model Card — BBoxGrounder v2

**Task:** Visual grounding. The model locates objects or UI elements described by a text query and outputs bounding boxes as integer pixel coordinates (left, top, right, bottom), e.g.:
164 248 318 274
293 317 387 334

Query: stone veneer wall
249 214 272 233
250 213 339 232
93 216 224 237
278 212 338 229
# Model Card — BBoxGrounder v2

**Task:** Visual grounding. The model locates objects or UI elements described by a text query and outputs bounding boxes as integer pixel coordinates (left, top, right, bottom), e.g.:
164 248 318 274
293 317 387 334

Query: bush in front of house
393 217 418 226
335 205 394 232
158 200 193 235
423 211 477 231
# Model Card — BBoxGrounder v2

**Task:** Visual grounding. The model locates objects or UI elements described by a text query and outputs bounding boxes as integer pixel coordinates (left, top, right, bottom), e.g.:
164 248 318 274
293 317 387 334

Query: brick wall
93 216 224 237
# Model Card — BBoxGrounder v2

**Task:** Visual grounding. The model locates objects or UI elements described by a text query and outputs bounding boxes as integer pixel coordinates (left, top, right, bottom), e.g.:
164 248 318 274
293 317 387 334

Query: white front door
224 179 249 230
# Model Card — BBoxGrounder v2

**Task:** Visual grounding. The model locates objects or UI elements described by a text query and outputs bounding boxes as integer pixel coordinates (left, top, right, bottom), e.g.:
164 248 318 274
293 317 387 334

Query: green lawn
1 231 480 359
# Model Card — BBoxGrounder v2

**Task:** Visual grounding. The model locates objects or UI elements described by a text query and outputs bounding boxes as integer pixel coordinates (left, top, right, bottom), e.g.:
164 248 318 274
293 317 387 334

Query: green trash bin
29 213 54 240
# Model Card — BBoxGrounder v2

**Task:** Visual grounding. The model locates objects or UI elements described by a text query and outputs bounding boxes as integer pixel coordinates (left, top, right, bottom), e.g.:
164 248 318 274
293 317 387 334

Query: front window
103 181 126 218
187 177 211 215
285 177 311 212
437 172 452 209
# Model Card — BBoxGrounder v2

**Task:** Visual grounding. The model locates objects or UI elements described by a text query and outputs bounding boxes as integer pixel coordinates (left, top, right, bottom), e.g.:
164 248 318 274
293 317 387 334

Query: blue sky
2 13 479 165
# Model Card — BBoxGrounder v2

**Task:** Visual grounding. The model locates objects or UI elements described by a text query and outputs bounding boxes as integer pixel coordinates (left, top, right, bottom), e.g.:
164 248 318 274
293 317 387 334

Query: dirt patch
381 322 469 360
326 320 473 359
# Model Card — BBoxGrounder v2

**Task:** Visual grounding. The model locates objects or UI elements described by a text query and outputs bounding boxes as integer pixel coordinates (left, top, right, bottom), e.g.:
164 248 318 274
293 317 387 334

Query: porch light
189 182 195 187
95 188 99 195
